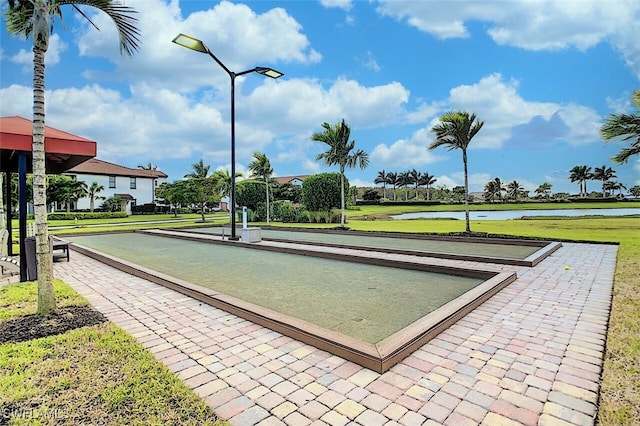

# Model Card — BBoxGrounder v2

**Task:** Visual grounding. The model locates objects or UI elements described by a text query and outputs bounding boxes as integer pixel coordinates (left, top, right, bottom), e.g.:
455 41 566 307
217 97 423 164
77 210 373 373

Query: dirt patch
0 306 107 344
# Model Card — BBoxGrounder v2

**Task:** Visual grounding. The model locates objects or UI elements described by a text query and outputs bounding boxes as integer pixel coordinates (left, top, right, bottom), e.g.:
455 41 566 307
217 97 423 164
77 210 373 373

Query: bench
52 241 70 262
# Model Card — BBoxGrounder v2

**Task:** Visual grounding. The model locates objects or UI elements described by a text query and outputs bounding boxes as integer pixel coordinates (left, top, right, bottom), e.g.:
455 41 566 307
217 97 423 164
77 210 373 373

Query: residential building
65 159 167 214
275 175 308 186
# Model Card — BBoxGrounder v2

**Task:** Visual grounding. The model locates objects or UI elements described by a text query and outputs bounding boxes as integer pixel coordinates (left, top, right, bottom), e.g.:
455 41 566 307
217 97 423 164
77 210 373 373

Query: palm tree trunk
340 166 345 227
33 46 56 315
265 178 270 224
462 149 471 233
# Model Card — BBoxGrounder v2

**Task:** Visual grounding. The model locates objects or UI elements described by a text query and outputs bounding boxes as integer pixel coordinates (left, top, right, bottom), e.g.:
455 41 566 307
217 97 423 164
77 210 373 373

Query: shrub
305 209 341 223
272 201 306 223
236 181 269 212
302 173 342 212
132 203 170 214
47 212 128 220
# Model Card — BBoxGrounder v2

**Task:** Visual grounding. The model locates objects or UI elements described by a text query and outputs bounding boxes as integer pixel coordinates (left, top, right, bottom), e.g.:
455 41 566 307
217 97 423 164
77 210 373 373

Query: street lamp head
255 67 284 79
172 33 209 54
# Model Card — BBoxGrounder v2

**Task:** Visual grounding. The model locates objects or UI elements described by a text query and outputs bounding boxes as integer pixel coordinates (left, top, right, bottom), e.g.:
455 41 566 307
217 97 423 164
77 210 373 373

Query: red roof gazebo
1 116 97 173
0 116 97 281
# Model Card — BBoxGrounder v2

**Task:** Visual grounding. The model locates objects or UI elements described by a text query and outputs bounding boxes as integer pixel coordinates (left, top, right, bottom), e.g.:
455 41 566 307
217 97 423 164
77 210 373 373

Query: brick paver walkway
54 241 616 426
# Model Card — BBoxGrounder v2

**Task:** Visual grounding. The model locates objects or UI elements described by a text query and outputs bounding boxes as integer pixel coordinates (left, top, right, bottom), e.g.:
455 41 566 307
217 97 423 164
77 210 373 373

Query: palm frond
59 0 140 55
5 0 141 55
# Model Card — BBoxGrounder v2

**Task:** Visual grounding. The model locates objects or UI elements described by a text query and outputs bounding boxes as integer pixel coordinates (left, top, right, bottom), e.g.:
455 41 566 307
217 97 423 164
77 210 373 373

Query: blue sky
1 0 639 195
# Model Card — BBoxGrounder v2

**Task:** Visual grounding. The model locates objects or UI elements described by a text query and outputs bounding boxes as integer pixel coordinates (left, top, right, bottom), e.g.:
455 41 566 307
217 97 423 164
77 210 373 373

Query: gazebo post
3 171 12 256
18 153 28 282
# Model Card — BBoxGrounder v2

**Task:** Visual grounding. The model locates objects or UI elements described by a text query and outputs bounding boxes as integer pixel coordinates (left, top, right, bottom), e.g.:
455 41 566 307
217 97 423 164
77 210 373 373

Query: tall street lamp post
172 33 283 240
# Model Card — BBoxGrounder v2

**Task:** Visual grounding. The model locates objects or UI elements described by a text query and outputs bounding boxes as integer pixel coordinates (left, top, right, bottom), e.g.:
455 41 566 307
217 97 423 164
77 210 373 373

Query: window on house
109 176 116 188
130 177 136 189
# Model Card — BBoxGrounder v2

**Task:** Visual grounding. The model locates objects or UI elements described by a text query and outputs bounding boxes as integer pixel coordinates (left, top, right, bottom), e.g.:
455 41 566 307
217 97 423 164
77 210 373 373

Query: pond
391 208 640 220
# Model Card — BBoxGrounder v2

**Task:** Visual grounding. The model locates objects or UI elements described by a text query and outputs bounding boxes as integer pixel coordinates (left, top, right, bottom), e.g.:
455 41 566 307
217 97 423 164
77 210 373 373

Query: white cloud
249 77 410 134
358 51 381 72
9 34 67 69
376 0 640 78
629 161 640 190
426 172 492 192
606 91 636 113
320 0 353 10
405 102 441 125
371 127 442 168
441 73 601 148
75 0 321 90
350 178 374 188
0 70 411 175
303 159 322 174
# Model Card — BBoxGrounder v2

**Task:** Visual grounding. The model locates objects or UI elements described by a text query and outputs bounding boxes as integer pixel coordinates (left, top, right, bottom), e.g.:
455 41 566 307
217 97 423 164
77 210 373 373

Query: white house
65 159 168 214
275 175 308 186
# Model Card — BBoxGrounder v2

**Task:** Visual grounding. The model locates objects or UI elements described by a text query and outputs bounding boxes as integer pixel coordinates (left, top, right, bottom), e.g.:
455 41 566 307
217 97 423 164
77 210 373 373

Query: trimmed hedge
47 212 128 220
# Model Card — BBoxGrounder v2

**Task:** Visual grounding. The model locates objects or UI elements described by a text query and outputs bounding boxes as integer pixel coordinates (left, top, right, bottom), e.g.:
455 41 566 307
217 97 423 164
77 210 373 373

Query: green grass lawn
0 281 228 426
346 201 640 218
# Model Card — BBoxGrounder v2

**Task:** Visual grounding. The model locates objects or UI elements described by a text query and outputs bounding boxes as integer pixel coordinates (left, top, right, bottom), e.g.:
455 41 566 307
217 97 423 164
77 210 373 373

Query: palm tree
506 180 525 202
211 169 242 199
430 111 484 233
87 181 105 212
409 169 422 199
248 152 273 224
398 171 411 201
534 182 552 200
4 0 140 315
484 178 504 203
420 172 437 201
69 179 87 212
628 185 640 198
374 170 388 200
47 175 83 212
492 177 505 202
569 165 593 197
184 159 210 180
604 181 626 198
593 165 617 197
211 168 243 223
311 119 369 228
386 172 398 201
600 89 640 164
185 159 212 221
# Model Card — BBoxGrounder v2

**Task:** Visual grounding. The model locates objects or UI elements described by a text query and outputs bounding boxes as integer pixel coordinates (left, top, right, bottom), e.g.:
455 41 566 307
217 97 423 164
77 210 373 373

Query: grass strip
0 281 227 426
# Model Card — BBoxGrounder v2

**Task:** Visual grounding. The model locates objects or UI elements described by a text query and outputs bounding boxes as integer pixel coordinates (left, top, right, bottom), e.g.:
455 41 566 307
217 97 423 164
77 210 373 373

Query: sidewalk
54 242 616 425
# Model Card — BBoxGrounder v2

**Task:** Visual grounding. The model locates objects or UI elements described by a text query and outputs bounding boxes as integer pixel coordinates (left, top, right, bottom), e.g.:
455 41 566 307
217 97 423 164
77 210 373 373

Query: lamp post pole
172 33 283 240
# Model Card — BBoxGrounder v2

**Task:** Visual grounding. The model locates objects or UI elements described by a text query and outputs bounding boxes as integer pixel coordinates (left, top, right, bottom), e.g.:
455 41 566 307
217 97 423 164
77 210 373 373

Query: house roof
275 175 309 185
66 158 168 178
0 115 96 173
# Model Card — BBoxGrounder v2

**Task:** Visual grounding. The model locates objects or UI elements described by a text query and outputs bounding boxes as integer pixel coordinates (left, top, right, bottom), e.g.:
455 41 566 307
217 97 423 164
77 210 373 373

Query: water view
391 208 640 220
